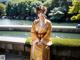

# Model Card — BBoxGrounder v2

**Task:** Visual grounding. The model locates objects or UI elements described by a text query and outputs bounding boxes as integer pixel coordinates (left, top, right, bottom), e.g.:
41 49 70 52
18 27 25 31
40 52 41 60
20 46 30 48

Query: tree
49 7 65 22
0 3 6 17
68 0 80 21
6 0 68 21
48 0 68 22
6 0 43 20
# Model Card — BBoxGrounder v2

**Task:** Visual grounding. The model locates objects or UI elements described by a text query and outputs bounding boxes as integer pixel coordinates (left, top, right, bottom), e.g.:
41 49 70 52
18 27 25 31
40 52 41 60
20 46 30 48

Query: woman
30 5 52 60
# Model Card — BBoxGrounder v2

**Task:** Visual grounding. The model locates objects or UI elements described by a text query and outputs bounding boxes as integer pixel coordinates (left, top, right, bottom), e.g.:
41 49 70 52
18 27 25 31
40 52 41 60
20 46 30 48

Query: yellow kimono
30 19 52 60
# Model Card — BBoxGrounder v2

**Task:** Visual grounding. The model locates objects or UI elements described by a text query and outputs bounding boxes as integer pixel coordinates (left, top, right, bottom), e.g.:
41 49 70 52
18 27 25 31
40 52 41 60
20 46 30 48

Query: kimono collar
39 18 46 23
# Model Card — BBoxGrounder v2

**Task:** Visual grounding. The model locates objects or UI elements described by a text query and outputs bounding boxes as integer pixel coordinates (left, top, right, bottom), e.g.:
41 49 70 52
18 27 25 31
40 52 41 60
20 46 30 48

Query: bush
0 3 6 17
6 0 69 22
6 0 43 20
71 16 77 20
49 7 65 22
68 0 80 22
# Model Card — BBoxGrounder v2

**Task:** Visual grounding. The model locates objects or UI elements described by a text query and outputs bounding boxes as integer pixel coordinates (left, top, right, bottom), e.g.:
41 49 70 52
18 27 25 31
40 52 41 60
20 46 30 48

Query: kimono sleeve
41 21 52 46
31 21 39 45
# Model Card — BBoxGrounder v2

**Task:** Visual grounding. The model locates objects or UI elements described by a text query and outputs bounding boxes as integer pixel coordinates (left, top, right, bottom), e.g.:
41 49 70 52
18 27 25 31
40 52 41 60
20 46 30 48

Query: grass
26 37 80 47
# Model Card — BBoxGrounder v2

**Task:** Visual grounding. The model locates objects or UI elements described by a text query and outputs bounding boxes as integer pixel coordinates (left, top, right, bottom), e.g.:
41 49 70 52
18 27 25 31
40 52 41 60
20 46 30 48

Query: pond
0 19 77 26
0 19 79 39
0 31 80 39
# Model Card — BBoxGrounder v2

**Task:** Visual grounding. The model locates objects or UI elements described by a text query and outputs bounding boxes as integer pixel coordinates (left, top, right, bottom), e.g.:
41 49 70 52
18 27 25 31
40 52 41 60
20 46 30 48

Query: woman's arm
41 21 52 46
31 21 39 45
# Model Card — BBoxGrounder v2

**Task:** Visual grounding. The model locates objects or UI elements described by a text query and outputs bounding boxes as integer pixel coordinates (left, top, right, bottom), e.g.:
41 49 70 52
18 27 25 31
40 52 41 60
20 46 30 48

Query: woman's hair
35 5 47 14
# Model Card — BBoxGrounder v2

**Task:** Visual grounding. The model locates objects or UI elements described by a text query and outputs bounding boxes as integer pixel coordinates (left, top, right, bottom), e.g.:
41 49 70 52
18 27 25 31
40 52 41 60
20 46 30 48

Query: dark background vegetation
0 0 80 23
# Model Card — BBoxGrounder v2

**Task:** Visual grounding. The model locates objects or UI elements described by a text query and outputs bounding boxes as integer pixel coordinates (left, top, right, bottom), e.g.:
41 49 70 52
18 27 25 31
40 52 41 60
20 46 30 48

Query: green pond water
0 19 79 39
0 19 77 26
0 31 80 39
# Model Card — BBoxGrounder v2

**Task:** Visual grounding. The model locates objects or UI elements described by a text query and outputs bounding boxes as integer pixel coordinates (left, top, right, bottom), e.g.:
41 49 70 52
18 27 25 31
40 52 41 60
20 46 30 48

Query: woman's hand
31 39 39 45
40 39 52 46
46 41 52 46
37 41 42 45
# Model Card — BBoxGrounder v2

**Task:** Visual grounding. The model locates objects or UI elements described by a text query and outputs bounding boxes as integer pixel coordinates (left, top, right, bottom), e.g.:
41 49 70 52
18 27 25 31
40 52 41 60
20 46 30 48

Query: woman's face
37 10 45 19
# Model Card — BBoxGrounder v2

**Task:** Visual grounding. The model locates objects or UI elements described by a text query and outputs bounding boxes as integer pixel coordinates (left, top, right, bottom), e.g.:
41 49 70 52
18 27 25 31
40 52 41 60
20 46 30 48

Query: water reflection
0 19 77 26
0 31 80 39
0 19 32 25
0 19 79 39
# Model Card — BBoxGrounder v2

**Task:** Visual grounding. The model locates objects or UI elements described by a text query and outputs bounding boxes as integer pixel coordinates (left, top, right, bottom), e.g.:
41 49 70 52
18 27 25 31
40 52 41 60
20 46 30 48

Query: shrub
0 3 6 17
